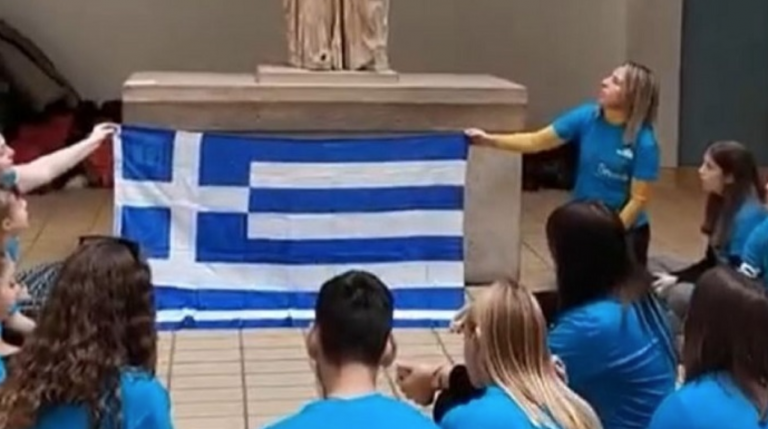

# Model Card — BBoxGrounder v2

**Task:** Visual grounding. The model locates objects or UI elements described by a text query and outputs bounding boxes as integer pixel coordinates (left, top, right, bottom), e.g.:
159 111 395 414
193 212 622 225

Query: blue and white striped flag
114 126 467 329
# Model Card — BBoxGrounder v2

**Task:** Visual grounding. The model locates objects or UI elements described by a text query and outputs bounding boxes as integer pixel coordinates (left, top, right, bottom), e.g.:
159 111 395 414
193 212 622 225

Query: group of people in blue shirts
0 60 765 429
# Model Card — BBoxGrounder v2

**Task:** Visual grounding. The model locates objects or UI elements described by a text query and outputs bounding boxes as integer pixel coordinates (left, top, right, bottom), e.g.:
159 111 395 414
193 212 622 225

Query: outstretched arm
469 126 565 154
12 123 116 193
467 103 596 154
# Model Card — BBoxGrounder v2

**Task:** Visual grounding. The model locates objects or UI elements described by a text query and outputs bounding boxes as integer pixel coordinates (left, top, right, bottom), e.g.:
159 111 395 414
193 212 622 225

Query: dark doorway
679 0 768 165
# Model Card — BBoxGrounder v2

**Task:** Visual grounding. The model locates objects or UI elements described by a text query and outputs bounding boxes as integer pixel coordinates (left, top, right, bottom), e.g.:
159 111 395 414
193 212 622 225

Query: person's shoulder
373 396 439 427
561 299 623 327
119 368 169 407
266 396 438 429
635 126 659 148
737 198 768 222
118 368 173 429
649 375 726 426
442 387 536 429
751 216 768 238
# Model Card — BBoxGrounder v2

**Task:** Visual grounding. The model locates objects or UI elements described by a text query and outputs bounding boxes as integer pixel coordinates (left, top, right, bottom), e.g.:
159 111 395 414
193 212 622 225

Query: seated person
0 254 21 383
442 201 676 429
648 266 768 429
396 279 601 429
0 188 35 349
0 237 172 429
652 141 767 320
546 201 677 429
739 182 768 286
266 270 439 429
0 123 116 313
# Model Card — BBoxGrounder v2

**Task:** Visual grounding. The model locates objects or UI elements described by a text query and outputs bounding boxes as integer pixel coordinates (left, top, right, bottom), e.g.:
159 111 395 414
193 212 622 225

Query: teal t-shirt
28 368 173 429
440 385 563 429
0 169 19 261
648 372 767 429
548 298 677 429
267 393 439 429
552 102 660 228
740 217 768 287
722 198 768 261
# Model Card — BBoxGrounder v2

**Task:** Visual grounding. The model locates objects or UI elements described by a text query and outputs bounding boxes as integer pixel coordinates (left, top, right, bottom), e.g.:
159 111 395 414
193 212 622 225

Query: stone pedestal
122 69 527 285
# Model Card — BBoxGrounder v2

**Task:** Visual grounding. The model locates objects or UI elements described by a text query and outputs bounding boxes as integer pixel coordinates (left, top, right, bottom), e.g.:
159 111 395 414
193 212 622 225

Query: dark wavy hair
0 238 157 429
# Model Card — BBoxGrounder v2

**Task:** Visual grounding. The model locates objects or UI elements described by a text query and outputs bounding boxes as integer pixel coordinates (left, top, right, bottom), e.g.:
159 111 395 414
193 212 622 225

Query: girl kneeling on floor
651 141 767 324
0 237 173 429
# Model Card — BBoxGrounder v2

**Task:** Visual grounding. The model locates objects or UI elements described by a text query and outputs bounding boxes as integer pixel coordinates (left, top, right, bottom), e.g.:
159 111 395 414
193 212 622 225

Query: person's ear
1 217 12 233
306 323 320 361
380 334 397 367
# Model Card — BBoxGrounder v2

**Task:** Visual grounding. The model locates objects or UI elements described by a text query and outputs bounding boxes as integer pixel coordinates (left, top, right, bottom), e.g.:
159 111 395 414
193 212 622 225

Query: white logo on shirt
617 147 634 159
739 263 761 279
598 163 629 182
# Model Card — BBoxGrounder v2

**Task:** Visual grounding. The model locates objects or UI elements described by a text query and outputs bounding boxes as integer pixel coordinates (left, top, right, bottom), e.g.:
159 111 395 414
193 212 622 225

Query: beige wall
0 0 681 165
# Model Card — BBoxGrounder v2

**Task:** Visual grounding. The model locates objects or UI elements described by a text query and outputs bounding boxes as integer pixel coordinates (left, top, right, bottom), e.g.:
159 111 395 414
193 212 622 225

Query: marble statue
282 0 390 72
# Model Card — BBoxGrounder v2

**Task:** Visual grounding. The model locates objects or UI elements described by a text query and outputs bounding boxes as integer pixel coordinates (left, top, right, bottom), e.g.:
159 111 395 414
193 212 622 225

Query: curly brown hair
0 238 157 429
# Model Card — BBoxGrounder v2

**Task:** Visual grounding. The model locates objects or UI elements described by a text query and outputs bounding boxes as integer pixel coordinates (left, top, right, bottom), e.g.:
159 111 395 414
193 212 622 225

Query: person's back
740 216 768 286
549 298 676 429
439 385 563 429
649 267 768 429
648 373 763 429
725 197 767 261
266 270 436 429
31 369 171 429
544 200 676 429
268 393 437 429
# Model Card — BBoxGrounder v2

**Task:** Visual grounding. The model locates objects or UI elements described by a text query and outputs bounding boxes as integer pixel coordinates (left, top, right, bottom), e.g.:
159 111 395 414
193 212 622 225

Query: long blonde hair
465 280 602 429
621 61 659 146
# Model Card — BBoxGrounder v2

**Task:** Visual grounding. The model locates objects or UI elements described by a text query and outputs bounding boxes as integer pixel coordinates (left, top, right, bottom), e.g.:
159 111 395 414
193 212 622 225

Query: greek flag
113 126 468 329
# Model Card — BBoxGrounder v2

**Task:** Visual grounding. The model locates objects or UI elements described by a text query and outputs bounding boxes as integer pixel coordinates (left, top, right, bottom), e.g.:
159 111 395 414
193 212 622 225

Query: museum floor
17 169 706 429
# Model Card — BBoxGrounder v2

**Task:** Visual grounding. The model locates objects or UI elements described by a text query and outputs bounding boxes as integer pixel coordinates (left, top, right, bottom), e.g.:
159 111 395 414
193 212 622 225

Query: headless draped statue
283 0 390 71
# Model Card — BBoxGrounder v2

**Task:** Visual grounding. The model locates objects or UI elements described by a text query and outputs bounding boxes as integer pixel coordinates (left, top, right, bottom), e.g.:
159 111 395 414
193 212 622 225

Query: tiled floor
16 170 706 429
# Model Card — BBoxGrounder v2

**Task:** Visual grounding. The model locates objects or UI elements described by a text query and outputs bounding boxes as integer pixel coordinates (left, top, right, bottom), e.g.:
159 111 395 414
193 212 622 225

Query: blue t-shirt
440 385 562 429
648 372 767 429
548 298 676 429
1 169 19 262
552 102 660 228
740 217 768 286
722 198 768 261
29 369 172 429
0 328 6 383
266 393 439 429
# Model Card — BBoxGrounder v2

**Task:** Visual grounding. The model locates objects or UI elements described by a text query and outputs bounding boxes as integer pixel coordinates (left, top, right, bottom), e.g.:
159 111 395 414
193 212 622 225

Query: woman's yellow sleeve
619 180 653 228
485 126 564 154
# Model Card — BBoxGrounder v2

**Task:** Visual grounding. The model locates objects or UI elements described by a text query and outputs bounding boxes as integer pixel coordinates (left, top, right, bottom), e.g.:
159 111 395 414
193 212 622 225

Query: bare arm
13 123 116 193
5 311 35 335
